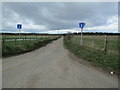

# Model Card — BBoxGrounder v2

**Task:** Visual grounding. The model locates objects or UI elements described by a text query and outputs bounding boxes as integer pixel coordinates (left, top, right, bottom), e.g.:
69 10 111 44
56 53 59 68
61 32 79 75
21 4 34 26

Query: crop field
2 35 60 57
64 35 119 73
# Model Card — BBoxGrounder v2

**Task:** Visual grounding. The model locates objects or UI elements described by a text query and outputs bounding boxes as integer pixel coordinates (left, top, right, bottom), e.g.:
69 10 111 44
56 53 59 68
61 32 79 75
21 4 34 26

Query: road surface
3 38 118 88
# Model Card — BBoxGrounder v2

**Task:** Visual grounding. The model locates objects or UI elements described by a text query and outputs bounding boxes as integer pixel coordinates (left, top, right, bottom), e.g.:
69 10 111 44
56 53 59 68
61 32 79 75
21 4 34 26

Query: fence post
2 38 5 46
25 35 26 44
36 35 37 41
104 35 108 52
2 34 5 46
92 40 94 48
15 38 16 45
30 38 31 42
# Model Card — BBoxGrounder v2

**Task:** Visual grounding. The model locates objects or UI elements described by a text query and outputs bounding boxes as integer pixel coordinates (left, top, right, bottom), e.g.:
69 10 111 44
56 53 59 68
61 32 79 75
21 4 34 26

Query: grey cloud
2 2 118 32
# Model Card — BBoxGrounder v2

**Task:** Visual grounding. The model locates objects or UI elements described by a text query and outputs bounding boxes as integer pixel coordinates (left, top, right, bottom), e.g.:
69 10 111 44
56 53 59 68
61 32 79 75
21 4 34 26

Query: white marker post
19 29 20 40
79 22 86 46
17 24 22 44
80 28 83 46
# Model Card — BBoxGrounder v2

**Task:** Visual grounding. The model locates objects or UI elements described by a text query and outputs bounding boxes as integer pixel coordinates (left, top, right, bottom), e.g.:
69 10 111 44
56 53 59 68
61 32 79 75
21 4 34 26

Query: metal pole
19 29 20 44
80 28 83 46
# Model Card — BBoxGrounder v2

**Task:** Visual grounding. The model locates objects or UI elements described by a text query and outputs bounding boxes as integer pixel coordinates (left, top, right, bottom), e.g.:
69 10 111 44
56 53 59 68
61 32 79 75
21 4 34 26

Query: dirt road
2 38 118 88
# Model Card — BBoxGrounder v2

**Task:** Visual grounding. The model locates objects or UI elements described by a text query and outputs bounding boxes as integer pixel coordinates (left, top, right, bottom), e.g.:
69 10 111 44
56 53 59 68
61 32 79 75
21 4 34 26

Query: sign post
17 24 22 44
79 22 86 46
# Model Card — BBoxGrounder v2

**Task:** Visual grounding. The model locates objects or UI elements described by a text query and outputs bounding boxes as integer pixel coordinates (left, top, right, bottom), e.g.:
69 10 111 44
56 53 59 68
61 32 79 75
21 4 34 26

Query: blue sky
2 2 118 33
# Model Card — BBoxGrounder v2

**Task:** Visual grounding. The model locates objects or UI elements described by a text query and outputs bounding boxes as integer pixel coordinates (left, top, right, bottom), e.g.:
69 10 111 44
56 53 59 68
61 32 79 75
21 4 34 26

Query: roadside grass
64 35 119 73
2 36 60 57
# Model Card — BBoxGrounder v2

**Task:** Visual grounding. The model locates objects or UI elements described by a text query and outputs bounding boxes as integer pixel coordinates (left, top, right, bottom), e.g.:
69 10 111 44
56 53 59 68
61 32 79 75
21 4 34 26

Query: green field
71 35 118 54
2 35 60 57
64 35 119 73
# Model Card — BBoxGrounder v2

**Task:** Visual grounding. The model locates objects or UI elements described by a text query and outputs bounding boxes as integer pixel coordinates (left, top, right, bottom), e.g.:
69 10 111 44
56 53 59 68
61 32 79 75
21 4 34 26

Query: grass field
2 35 60 57
64 35 119 73
71 35 118 54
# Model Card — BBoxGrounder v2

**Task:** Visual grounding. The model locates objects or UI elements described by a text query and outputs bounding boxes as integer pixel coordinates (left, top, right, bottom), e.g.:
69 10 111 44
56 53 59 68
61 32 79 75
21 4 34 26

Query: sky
2 2 118 34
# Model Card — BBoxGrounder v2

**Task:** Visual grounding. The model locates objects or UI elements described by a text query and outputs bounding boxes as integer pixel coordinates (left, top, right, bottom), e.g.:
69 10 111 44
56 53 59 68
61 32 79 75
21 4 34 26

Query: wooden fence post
2 34 5 46
36 35 37 41
15 39 16 45
2 38 5 46
104 35 108 52
25 35 26 44
30 38 31 42
92 40 94 48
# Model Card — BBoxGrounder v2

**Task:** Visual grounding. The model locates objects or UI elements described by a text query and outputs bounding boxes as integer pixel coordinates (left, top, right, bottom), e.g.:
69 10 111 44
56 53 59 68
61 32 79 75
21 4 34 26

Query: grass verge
64 36 119 74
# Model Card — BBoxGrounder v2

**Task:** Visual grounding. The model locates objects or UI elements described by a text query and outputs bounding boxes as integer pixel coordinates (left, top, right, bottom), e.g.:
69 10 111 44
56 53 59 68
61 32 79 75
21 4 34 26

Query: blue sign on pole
79 22 86 29
79 22 86 46
17 24 22 29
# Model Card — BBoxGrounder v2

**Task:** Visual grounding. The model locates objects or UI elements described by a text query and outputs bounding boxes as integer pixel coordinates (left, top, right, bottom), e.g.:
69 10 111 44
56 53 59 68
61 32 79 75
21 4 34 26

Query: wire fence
2 35 59 46
2 34 61 57
65 34 118 54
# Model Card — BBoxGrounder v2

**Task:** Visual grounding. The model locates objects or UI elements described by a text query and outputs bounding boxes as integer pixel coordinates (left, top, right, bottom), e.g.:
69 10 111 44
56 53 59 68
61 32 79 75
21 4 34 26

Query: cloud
0 2 2 30
2 2 118 33
86 15 118 33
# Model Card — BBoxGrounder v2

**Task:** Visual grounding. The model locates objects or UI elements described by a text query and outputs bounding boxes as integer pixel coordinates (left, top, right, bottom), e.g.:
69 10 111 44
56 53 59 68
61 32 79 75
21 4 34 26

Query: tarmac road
2 38 118 88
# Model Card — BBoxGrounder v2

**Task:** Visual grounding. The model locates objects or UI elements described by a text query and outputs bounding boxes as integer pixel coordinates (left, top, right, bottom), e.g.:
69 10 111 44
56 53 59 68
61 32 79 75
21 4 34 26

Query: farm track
2 37 118 88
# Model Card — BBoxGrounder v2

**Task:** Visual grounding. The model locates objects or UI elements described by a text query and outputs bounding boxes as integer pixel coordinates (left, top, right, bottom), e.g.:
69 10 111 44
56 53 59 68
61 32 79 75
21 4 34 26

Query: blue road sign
79 22 86 29
17 24 22 29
